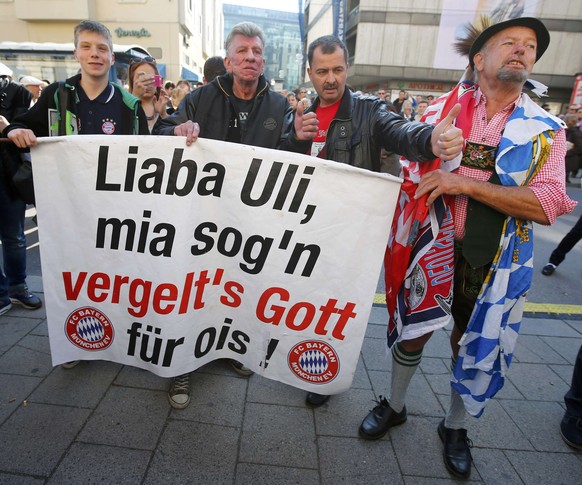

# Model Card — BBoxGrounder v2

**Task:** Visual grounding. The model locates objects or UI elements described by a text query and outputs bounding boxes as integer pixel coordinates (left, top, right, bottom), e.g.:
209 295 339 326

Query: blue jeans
0 169 27 302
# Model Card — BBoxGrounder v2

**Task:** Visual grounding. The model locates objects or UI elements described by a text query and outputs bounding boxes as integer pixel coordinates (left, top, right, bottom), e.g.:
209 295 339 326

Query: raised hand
293 100 318 141
430 103 464 161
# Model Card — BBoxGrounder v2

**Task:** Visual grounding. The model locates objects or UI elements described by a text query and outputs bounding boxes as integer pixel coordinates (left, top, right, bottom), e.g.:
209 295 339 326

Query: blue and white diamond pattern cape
450 93 565 417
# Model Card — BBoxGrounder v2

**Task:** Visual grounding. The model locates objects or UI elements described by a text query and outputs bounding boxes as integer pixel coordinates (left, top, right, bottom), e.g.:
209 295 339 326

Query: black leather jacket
286 89 435 171
153 73 296 150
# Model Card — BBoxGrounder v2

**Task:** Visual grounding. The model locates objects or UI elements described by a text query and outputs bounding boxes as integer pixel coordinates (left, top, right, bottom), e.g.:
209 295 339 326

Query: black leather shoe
438 419 473 479
560 413 582 449
358 396 407 440
306 392 330 407
541 263 556 275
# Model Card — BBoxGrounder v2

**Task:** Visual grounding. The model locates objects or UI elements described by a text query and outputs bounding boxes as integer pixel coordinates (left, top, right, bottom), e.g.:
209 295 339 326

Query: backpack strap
58 82 69 136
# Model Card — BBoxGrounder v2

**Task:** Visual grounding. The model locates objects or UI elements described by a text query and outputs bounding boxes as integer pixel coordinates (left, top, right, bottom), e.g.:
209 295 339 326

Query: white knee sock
388 342 423 413
445 358 467 429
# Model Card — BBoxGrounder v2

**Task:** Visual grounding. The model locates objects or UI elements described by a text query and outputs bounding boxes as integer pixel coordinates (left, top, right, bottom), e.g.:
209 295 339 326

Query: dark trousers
565 344 582 418
549 215 582 266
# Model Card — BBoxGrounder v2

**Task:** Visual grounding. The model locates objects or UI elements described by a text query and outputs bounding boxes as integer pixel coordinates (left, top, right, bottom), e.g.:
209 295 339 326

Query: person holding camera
128 58 170 133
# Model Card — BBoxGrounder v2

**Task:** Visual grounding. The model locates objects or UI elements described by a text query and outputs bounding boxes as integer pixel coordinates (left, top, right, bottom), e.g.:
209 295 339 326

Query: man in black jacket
153 21 319 410
285 35 464 408
153 23 317 147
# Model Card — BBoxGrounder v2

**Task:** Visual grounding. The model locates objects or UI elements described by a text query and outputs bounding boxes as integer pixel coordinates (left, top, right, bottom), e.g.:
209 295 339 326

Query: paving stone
0 403 90 477
48 442 150 484
470 399 533 450
505 450 582 485
319 435 403 484
401 477 478 484
365 320 388 339
0 374 42 424
114 365 169 391
0 473 44 484
247 372 307 407
0 317 39 354
29 319 49 337
520 317 581 337
350 353 372 390
30 360 120 408
548 363 575 386
361 337 391 371
235 463 319 484
506 362 570 401
145 420 238 484
564 319 582 335
0 338 53 377
368 305 389 325
500 400 570 452
78 387 168 450
512 334 569 364
541 336 582 364
419 356 449 375
422 327 453 358
391 416 477 480
169 372 247 427
472 448 523 485
313 387 374 437
239 402 317 468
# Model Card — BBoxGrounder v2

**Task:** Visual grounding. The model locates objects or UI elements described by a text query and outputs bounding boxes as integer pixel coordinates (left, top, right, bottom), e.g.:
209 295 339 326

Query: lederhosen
451 141 506 332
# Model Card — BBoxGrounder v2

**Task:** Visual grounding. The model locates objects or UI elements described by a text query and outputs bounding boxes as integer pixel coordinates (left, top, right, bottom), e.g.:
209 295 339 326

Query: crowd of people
1 15 581 480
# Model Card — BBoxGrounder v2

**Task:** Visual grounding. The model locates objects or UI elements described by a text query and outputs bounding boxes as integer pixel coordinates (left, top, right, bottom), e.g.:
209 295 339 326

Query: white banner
33 135 401 394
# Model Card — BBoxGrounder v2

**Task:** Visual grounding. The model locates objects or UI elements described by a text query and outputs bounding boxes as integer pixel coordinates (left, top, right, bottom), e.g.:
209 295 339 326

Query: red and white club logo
65 307 114 351
288 340 340 384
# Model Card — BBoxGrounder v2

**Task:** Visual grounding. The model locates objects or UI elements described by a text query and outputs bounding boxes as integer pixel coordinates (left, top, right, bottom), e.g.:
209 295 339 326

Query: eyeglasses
130 56 156 64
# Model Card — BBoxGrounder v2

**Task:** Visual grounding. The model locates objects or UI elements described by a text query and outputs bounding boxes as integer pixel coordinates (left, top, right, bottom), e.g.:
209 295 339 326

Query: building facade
303 0 582 112
223 4 303 91
0 0 223 85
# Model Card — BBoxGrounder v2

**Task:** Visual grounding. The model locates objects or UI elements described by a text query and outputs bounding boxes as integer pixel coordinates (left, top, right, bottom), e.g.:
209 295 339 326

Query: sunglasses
131 56 156 64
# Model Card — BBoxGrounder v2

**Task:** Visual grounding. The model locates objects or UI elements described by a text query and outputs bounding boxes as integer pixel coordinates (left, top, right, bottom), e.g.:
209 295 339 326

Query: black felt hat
469 17 550 69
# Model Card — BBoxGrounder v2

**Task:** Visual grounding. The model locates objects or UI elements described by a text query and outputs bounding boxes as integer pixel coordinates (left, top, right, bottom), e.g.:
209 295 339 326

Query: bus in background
0 41 156 86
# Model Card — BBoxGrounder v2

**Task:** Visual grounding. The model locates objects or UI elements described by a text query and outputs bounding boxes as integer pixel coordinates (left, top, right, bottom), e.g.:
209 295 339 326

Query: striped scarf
388 81 565 417
451 92 563 417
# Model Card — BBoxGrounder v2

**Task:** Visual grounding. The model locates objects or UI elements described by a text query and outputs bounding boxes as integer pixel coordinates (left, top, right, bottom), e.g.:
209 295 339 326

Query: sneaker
541 263 556 276
229 359 254 376
560 413 582 450
61 360 81 369
0 299 12 317
168 373 191 409
9 286 42 309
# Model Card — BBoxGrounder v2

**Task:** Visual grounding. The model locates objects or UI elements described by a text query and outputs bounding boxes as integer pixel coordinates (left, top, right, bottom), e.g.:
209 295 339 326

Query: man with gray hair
154 21 316 147
153 21 317 410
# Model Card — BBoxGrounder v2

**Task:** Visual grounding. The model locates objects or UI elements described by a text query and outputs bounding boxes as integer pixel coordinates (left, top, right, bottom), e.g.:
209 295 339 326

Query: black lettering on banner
126 321 184 366
240 158 317 223
96 210 175 257
190 222 274 275
194 318 249 358
95 145 225 197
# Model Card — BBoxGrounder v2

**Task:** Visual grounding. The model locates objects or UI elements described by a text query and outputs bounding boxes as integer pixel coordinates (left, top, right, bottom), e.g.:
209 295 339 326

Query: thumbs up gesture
294 99 318 141
430 103 464 161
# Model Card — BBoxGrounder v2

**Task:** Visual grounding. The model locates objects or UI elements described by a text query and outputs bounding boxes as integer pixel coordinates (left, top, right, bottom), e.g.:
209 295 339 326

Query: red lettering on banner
255 286 357 340
61 269 242 317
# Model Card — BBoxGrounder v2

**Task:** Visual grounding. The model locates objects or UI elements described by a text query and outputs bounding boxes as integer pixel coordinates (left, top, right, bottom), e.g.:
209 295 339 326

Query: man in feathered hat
358 17 576 479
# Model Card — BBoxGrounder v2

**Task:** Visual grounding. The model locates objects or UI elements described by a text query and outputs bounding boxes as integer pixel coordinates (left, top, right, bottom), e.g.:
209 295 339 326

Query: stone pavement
1 275 581 484
2 185 582 484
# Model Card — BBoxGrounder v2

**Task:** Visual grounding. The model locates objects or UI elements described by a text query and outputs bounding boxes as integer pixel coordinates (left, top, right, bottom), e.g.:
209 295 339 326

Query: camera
154 75 163 87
